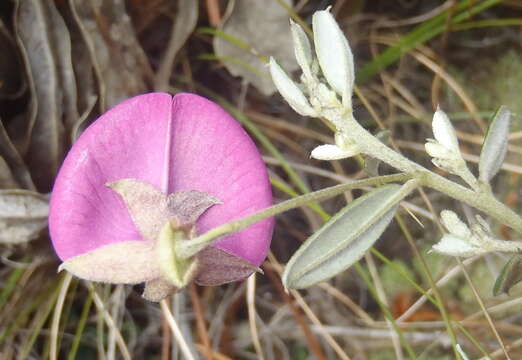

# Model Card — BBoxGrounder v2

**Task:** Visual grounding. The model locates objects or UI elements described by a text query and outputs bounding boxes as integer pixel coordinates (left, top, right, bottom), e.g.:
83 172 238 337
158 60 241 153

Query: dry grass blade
154 1 198 91
160 298 197 360
269 254 352 360
246 275 265 360
189 284 213 360
15 0 71 191
86 283 131 360
458 258 510 359
264 264 326 360
50 273 72 360
69 0 152 110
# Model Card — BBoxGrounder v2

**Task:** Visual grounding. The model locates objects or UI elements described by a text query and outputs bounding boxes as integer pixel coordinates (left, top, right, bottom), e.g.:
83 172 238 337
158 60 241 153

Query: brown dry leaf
0 19 25 99
0 189 48 244
69 0 153 110
213 0 298 95
14 0 79 191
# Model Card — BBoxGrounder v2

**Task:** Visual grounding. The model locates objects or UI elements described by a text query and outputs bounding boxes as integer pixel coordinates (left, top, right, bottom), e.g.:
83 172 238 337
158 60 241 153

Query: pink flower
49 93 274 301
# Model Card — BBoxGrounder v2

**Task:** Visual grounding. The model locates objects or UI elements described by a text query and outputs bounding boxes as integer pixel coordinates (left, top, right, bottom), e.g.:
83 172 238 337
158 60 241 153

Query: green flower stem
347 117 522 234
176 173 413 259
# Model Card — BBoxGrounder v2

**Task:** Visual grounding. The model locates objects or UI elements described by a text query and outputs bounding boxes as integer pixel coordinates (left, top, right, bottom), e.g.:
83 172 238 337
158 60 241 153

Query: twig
246 275 265 360
160 298 198 360
265 264 327 360
189 284 213 359
161 302 171 360
365 253 404 360
458 258 511 359
205 0 221 27
86 283 131 360
50 273 72 360
268 254 352 360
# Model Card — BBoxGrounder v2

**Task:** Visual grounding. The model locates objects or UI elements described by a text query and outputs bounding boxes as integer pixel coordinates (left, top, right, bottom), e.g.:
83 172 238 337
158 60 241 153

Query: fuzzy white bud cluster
431 210 486 257
269 8 357 161
432 210 522 257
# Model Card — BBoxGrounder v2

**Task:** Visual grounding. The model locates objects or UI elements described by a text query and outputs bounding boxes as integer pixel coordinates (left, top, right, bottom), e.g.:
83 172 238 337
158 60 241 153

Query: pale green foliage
463 50 522 126
379 259 416 297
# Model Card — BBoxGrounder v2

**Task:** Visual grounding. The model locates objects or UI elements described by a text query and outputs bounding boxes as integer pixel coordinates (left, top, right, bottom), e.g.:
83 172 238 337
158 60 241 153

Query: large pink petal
49 93 172 260
49 93 274 266
167 94 274 266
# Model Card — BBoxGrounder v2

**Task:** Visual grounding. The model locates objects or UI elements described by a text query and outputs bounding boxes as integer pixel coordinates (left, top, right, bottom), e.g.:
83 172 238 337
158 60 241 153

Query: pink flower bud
49 93 274 301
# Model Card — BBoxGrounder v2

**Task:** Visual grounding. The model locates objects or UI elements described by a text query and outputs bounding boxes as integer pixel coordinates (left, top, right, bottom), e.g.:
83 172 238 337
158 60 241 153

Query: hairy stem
176 173 413 259
347 117 522 234
178 114 522 259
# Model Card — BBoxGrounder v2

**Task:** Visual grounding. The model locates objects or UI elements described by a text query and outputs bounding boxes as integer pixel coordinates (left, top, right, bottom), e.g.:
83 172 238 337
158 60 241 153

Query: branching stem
177 112 522 259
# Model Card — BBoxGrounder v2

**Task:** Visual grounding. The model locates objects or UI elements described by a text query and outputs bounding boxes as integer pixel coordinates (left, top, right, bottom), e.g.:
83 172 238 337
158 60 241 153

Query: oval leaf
493 254 522 296
479 106 510 183
283 184 405 289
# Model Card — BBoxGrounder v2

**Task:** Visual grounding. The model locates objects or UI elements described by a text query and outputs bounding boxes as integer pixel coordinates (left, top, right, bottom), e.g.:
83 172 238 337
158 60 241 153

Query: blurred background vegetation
1 0 522 359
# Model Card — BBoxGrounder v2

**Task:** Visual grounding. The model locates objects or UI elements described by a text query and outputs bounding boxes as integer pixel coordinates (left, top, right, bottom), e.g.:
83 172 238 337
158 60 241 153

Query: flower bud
269 57 317 117
290 19 313 80
311 143 359 161
432 107 459 152
312 9 355 107
431 234 481 257
440 210 472 240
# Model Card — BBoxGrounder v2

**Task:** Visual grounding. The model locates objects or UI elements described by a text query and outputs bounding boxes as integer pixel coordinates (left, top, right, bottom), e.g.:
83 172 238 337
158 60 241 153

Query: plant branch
346 117 522 234
176 173 413 259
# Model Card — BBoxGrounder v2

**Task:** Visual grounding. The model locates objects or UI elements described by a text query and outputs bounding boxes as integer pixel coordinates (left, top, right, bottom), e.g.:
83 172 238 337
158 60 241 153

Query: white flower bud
290 19 313 80
432 107 459 152
425 109 478 189
431 234 482 257
312 9 354 107
425 140 453 160
440 210 472 240
269 57 317 117
311 144 359 161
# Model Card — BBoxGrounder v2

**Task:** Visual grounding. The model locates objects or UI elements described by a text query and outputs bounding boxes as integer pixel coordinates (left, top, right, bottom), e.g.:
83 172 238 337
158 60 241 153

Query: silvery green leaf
290 19 313 79
432 107 459 152
493 254 522 296
312 9 354 106
0 189 48 243
283 184 405 289
269 57 317 117
479 106 510 183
